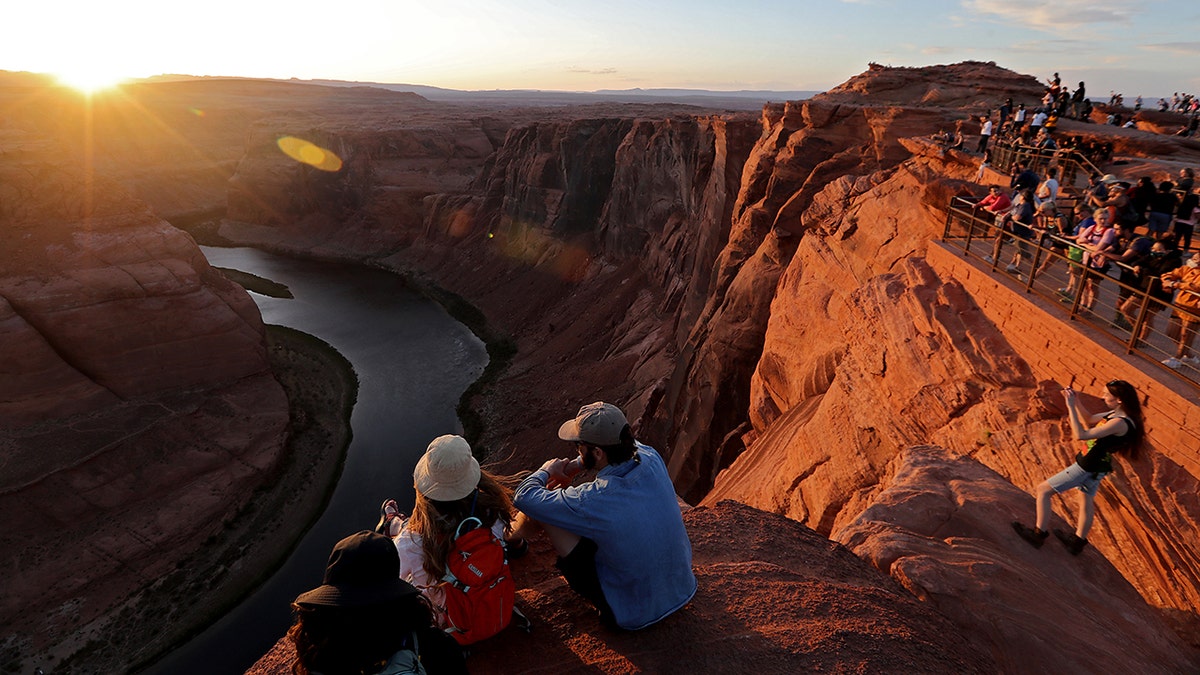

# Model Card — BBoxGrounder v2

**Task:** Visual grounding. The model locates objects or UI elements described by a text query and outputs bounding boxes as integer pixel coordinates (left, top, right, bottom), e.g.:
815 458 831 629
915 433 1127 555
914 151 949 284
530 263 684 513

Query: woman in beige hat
376 435 524 632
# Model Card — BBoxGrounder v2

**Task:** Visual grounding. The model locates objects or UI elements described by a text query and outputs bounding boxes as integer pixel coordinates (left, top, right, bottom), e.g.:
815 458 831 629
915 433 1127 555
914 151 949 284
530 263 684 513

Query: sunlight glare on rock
276 136 343 171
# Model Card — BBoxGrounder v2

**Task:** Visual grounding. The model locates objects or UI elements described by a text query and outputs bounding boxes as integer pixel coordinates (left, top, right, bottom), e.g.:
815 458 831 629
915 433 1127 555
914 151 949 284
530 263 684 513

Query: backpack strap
453 489 482 540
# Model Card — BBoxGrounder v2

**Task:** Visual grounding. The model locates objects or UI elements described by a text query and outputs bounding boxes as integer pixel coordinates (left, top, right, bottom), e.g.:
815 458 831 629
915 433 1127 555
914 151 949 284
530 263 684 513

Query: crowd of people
288 402 698 674
973 161 1200 370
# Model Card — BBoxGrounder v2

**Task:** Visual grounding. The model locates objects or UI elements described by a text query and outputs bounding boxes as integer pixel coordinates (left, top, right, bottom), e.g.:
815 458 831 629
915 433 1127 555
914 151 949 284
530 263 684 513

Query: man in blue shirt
513 402 697 630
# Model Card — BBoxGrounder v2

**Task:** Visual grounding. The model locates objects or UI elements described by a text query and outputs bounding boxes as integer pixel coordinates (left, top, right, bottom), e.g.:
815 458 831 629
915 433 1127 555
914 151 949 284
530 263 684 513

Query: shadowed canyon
2 63 1199 674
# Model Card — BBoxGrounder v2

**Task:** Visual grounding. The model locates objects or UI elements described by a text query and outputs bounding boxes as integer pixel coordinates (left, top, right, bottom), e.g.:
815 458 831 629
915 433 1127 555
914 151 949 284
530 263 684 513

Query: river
145 247 488 674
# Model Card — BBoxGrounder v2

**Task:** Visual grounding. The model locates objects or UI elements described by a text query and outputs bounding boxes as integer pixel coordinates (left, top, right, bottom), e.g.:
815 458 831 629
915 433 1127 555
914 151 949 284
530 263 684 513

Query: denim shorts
1147 211 1172 233
1047 462 1108 496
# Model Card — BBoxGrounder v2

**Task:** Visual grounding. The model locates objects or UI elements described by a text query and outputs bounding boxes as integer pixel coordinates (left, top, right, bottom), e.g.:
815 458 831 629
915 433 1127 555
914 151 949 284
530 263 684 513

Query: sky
5 0 1199 97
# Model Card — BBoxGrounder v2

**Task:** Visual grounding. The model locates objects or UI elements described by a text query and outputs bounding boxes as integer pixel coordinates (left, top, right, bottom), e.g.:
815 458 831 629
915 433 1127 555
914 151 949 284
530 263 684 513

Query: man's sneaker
1056 287 1071 296
1012 521 1049 548
1181 355 1200 367
1163 357 1183 369
1005 263 1019 273
1054 529 1088 555
983 255 994 264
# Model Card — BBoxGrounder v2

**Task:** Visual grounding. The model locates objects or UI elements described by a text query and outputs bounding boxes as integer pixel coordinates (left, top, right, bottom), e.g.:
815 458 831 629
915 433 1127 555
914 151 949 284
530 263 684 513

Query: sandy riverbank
110 326 356 673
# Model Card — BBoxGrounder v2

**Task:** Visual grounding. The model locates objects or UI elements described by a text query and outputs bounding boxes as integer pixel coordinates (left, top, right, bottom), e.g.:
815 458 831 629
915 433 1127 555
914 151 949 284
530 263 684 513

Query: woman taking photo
1013 379 1143 555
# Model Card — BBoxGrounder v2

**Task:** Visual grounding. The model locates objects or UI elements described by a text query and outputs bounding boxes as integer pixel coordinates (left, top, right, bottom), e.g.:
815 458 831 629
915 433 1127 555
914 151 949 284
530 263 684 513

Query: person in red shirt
977 185 1011 214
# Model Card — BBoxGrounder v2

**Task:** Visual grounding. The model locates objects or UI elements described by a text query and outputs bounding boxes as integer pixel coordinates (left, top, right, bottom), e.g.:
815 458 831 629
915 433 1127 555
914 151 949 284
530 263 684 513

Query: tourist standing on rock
977 115 993 154
1071 82 1087 118
513 401 696 630
1174 176 1197 252
1013 380 1144 555
289 530 468 675
376 435 527 645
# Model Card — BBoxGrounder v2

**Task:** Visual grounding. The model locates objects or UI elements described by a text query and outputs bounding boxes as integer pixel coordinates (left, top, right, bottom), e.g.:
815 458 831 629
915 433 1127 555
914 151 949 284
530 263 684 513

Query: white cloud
962 0 1132 33
1142 42 1200 56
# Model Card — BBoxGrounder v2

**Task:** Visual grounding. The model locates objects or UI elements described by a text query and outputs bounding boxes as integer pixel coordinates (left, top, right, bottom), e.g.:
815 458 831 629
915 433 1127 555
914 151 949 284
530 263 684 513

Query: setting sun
54 67 125 95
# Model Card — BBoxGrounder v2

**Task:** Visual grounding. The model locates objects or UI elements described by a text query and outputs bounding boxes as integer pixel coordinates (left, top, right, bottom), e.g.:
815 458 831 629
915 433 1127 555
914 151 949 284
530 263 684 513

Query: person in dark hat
289 531 467 675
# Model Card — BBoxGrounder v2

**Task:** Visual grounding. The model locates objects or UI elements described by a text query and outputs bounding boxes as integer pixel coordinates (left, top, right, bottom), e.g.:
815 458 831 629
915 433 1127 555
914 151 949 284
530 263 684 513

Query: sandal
375 499 404 537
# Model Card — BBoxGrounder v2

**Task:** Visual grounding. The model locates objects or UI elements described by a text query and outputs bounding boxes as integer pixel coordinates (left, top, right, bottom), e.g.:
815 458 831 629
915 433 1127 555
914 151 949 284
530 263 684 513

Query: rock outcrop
249 500 999 675
0 92 289 670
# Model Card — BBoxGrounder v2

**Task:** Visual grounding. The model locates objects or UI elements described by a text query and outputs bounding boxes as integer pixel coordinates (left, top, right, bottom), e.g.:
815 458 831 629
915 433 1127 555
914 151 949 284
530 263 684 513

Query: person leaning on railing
1174 183 1197 252
986 188 1036 276
1120 239 1184 341
977 185 1011 214
1072 208 1119 311
1053 203 1096 298
1110 231 1157 330
1160 251 1200 369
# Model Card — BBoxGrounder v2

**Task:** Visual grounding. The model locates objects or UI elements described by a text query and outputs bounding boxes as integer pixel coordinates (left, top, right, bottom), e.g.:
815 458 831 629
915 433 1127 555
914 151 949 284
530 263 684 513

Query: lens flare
276 136 343 171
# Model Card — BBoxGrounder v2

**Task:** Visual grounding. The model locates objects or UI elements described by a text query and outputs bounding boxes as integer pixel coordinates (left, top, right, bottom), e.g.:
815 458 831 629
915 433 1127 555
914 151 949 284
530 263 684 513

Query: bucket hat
413 435 480 502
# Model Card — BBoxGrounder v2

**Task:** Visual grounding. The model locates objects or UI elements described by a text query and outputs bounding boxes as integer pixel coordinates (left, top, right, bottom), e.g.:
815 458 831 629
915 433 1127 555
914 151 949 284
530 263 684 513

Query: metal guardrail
987 142 1101 190
942 197 1200 390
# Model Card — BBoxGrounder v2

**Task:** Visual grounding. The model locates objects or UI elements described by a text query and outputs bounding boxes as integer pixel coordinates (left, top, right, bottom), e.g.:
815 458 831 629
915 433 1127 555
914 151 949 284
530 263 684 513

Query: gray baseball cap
558 402 628 446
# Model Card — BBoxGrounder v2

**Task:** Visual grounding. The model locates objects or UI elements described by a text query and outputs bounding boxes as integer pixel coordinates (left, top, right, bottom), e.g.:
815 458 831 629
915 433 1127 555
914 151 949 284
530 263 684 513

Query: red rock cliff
215 62 1200 669
0 88 289 669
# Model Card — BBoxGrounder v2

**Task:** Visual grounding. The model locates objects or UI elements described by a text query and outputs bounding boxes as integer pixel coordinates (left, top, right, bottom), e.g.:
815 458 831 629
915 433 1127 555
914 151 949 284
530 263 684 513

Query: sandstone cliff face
0 108 289 668
16 63 1199 671
213 63 1199 668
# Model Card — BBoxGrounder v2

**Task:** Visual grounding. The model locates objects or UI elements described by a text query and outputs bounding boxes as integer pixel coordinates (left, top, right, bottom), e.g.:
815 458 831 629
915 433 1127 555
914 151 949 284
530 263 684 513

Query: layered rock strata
213 62 1199 666
0 120 288 669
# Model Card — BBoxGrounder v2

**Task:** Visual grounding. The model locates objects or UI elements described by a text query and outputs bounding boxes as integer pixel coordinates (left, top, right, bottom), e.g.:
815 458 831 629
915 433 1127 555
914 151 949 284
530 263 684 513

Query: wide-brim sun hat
295 530 419 607
558 402 628 446
413 434 480 502
1101 174 1120 184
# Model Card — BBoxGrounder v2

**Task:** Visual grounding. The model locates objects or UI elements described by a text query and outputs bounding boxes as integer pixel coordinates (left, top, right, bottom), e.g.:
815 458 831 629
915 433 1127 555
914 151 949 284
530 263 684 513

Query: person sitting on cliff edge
1012 380 1144 555
513 401 697 630
289 530 468 675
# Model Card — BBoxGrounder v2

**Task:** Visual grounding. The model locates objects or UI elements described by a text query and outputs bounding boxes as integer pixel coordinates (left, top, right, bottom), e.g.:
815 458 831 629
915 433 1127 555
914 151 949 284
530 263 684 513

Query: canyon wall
214 62 1199 666
6 63 1200 671
0 98 289 669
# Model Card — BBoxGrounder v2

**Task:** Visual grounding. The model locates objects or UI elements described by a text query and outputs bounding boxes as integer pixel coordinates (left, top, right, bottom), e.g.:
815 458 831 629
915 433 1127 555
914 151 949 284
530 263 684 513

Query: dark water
145 247 487 675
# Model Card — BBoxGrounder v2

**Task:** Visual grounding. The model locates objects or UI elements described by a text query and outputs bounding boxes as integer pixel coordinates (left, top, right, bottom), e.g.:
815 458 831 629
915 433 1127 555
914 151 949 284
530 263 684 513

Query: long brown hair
1106 379 1144 458
408 469 516 580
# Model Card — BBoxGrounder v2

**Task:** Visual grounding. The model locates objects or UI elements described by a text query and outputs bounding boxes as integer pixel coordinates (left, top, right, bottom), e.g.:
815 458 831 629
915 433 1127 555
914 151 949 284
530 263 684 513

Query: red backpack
438 513 515 645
